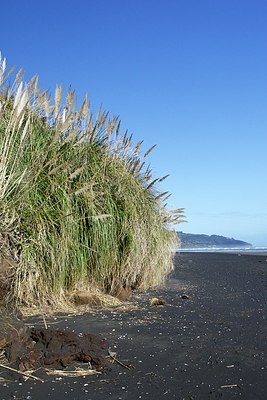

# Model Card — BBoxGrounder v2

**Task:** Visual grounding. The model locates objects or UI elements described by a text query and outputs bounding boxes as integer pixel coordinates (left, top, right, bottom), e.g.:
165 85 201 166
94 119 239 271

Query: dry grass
0 53 185 308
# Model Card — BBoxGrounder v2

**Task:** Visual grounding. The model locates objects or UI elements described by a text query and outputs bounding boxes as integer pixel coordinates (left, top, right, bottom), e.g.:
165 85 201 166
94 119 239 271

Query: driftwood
108 350 131 370
0 363 44 383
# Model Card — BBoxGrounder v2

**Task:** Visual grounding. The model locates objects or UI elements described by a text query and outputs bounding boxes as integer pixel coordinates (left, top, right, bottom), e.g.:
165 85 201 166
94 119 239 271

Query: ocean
177 246 267 254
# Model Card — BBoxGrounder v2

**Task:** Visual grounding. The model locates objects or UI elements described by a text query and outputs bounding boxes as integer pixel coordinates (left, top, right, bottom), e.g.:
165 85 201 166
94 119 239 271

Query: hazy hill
178 232 252 249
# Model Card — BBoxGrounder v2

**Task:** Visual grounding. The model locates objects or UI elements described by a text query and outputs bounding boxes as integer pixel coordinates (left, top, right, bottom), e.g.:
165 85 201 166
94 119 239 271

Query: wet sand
1 253 266 399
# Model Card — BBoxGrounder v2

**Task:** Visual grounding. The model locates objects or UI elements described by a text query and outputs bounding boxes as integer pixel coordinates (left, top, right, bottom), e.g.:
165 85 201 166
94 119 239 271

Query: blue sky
1 0 266 245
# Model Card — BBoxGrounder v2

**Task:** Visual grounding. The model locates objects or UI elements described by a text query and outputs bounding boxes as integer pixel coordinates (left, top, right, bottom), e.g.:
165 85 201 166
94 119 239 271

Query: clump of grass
0 54 184 307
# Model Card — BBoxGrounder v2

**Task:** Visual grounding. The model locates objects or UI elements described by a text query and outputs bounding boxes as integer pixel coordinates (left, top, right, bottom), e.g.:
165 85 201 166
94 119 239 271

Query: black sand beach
1 253 266 399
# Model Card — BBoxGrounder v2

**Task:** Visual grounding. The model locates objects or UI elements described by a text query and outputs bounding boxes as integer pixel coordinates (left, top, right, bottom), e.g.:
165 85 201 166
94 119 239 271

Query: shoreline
1 253 266 399
177 249 267 256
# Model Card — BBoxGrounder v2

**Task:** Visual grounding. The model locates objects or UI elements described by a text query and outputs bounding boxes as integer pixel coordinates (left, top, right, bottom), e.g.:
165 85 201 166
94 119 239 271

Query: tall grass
0 54 184 306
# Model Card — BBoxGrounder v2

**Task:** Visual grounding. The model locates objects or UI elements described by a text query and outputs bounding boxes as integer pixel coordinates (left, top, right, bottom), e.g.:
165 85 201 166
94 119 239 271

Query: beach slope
1 253 266 399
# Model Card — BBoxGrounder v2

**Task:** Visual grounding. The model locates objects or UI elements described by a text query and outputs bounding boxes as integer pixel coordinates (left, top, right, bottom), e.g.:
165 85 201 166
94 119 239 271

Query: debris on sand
3 327 107 372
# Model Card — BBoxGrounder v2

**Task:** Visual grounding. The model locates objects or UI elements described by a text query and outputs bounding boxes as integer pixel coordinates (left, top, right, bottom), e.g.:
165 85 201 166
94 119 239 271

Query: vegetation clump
0 54 184 307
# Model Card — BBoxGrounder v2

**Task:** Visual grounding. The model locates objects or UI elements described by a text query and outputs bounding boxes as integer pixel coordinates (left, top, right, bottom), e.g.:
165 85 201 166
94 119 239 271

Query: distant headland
177 232 252 249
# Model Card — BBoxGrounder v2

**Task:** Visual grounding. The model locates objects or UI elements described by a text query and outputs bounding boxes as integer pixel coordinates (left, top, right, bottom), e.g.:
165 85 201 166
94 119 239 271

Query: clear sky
1 0 266 245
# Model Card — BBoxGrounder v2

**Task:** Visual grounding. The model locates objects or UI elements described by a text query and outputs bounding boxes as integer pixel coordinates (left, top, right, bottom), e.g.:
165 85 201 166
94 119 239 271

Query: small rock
150 297 166 306
181 294 190 300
